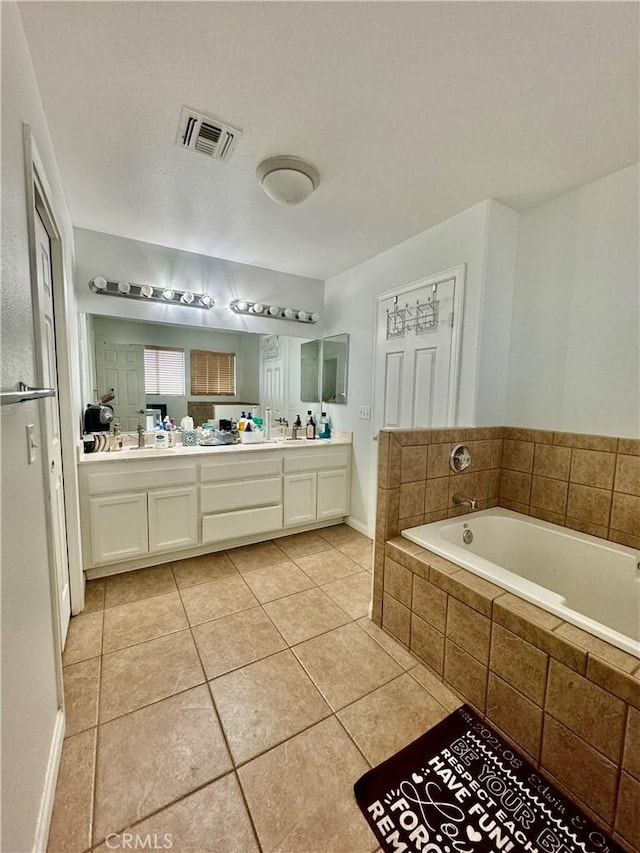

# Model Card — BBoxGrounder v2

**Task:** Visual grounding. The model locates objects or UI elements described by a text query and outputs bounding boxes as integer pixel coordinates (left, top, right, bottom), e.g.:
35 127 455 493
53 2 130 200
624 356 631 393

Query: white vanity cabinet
89 491 149 564
283 448 350 527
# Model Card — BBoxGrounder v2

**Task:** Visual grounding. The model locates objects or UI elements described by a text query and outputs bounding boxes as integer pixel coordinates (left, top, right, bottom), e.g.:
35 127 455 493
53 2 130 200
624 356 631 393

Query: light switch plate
358 406 371 420
26 424 37 464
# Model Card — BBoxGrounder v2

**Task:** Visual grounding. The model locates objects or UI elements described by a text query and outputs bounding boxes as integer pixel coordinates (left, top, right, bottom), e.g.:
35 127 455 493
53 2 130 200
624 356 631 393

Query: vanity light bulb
200 294 213 307
236 300 248 312
181 291 194 304
117 280 131 294
92 276 108 291
311 313 319 323
297 310 308 322
269 305 279 316
253 303 264 314
162 288 175 300
140 285 154 298
283 308 295 319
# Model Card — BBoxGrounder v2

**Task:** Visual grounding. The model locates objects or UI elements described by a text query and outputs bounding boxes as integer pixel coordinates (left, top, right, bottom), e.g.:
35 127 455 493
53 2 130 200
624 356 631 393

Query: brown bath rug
354 704 623 853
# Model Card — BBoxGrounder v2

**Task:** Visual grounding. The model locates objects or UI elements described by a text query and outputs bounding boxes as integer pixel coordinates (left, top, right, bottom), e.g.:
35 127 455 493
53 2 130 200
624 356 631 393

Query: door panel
95 342 145 431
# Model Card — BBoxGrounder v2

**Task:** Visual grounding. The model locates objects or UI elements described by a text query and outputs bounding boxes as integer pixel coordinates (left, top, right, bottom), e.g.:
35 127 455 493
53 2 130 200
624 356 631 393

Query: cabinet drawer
200 454 281 483
201 477 281 513
283 449 349 473
88 465 197 495
202 504 282 544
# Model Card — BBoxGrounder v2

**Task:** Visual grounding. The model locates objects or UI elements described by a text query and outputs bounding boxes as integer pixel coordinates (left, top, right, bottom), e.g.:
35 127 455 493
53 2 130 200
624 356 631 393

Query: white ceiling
19 1 639 280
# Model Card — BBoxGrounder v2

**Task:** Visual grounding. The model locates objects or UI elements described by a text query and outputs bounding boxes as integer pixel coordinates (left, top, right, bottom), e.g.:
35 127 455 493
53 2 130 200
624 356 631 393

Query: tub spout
453 492 477 510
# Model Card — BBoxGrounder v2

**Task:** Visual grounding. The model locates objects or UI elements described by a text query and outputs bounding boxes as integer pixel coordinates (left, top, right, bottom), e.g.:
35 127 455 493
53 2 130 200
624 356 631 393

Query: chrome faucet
137 423 145 448
453 492 477 510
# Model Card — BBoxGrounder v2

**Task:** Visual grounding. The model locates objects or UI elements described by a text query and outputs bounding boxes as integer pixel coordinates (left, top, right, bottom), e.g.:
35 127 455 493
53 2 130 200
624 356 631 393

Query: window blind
144 347 185 395
190 350 236 396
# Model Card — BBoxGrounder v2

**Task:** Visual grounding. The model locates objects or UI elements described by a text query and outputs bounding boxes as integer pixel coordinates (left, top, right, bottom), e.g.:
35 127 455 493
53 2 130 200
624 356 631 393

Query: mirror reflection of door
322 334 349 403
300 340 321 402
259 335 289 420
95 342 145 430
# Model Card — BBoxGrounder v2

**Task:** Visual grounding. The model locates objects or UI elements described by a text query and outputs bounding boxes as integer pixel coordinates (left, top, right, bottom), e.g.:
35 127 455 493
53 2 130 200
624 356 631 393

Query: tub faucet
453 492 477 510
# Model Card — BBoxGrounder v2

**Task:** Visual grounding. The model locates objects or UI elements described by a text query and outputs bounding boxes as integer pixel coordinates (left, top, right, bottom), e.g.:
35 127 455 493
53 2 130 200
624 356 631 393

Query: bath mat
354 704 623 853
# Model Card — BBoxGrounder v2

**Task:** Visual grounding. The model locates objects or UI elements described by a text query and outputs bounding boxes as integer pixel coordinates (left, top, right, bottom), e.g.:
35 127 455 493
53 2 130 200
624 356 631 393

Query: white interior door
373 268 464 435
95 342 145 430
35 212 70 642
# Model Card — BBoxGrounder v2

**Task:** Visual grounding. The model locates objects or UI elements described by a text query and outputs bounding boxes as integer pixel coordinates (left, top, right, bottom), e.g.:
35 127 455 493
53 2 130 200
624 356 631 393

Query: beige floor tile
83 578 105 613
263 587 351 645
238 717 372 853
226 540 287 572
192 606 287 679
99 629 204 722
92 774 259 853
408 663 464 713
94 685 232 844
211 650 331 764
295 548 363 585
322 571 372 619
338 672 450 765
63 611 103 666
104 565 176 609
180 575 258 626
356 616 417 669
293 622 403 710
242 559 315 603
102 591 187 653
317 523 370 547
275 530 334 559
336 539 374 570
47 728 96 853
171 551 237 589
63 656 100 737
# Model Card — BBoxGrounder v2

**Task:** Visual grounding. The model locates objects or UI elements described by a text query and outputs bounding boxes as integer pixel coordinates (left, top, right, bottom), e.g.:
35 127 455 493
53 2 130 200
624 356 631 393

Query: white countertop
78 433 351 464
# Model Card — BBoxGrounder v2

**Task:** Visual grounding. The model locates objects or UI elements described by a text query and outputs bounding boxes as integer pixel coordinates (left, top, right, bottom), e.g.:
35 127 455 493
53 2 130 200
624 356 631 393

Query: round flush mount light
140 285 154 298
162 288 175 300
257 156 319 205
92 276 107 291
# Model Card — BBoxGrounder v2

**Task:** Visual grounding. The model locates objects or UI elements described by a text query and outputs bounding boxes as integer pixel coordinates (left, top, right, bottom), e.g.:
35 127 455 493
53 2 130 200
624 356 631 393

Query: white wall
506 164 640 437
323 200 517 531
74 228 323 338
1 4 78 849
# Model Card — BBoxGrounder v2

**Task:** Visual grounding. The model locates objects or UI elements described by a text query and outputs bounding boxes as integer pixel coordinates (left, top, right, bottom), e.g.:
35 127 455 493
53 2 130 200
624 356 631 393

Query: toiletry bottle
306 410 316 440
320 411 331 439
238 412 246 431
265 407 272 441
292 415 302 439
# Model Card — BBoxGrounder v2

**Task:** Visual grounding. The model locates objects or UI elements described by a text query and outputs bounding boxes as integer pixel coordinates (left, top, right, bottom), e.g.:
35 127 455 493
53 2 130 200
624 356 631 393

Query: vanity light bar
88 277 214 310
230 299 319 324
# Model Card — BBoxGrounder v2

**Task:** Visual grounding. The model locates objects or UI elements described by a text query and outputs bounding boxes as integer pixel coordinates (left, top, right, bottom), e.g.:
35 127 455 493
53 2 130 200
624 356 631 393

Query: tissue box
182 430 198 446
239 430 265 444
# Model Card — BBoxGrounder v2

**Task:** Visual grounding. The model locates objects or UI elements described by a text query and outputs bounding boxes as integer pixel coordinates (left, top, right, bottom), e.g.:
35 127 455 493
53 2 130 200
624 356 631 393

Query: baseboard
33 709 65 853
344 516 370 538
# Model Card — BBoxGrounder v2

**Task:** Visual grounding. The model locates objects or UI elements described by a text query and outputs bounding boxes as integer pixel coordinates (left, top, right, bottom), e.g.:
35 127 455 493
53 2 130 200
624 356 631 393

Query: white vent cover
176 107 242 162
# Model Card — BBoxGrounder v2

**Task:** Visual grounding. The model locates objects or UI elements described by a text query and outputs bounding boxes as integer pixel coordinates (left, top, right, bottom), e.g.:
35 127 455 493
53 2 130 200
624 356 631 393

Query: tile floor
50 524 462 853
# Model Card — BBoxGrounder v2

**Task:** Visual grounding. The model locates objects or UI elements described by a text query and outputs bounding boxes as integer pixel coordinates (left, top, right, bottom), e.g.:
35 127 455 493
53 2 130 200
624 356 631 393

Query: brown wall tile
400 445 428 484
398 515 424 533
504 428 554 444
533 444 571 480
530 506 566 526
384 558 412 607
399 481 426 520
490 439 503 469
566 483 612 527
618 439 640 456
388 436 402 487
382 594 410 647
610 493 640 535
615 772 640 851
427 444 451 478
446 598 491 664
502 439 534 473
624 708 640 781
553 432 618 452
546 660 626 761
410 613 445 674
565 516 609 539
412 575 447 632
489 623 548 706
570 449 616 490
530 475 568 515
377 432 390 488
444 640 487 712
554 623 638 674
586 656 640 709
614 455 640 496
609 529 640 549
500 469 532 504
541 716 618 825
431 568 503 617
486 673 543 761
468 440 493 471
425 477 449 513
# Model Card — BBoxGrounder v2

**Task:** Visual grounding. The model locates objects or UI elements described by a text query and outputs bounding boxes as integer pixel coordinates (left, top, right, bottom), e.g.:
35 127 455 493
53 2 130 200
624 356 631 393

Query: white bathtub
402 508 640 658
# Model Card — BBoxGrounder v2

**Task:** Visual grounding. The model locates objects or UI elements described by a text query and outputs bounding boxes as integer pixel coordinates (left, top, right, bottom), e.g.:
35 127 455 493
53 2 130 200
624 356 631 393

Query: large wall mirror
299 333 349 405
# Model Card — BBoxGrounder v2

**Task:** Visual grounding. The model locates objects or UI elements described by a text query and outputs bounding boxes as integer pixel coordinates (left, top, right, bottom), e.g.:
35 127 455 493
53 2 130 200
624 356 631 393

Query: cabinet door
148 486 198 553
89 492 148 565
317 468 349 520
283 472 317 527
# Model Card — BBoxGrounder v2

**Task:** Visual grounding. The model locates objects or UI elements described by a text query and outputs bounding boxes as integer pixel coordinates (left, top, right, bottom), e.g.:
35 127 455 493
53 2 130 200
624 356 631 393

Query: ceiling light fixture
88 278 214 310
230 299 318 324
257 156 319 205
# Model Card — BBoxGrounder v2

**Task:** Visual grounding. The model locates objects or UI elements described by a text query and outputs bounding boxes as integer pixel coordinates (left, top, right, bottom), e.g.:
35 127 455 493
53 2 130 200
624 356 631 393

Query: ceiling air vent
176 107 242 163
